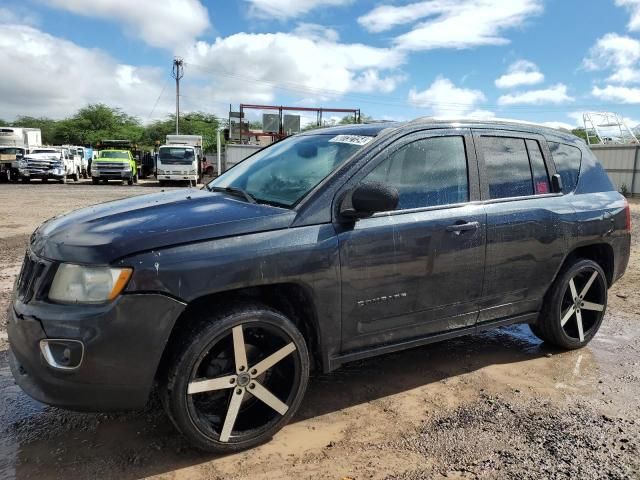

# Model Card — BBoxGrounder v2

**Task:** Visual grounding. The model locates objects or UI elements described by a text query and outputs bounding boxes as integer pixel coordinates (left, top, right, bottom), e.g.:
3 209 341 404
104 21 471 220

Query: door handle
446 221 480 234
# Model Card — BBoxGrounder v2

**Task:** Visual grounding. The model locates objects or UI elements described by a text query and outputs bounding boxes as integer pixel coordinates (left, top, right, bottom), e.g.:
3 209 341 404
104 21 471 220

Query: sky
1 0 640 130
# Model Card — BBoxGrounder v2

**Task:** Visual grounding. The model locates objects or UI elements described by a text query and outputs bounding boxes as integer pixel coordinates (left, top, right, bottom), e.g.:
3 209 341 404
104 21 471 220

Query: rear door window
480 137 533 199
549 142 581 193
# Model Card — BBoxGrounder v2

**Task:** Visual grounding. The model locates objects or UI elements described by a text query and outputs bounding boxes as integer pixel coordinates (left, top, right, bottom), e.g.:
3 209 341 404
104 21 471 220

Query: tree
571 128 596 144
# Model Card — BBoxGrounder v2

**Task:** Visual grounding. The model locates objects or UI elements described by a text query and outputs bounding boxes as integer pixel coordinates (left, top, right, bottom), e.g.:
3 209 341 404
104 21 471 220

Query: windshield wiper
208 186 256 204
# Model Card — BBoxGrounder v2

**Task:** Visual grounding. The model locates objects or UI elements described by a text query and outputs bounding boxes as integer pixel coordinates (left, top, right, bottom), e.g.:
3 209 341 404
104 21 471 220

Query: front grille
96 162 126 170
16 251 50 303
25 158 58 173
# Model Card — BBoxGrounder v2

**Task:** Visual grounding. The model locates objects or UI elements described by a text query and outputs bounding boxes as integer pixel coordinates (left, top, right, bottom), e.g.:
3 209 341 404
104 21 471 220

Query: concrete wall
590 145 640 196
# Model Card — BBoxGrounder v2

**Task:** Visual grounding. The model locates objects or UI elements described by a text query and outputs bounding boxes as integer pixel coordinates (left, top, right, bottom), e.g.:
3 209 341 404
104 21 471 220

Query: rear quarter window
549 142 581 193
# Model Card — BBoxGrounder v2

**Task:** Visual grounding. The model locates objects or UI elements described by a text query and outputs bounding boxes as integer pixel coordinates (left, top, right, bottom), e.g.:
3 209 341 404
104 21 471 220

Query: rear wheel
162 304 310 453
532 259 607 348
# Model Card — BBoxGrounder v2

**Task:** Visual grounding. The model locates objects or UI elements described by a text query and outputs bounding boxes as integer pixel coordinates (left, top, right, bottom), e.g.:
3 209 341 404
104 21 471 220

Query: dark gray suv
8 119 631 452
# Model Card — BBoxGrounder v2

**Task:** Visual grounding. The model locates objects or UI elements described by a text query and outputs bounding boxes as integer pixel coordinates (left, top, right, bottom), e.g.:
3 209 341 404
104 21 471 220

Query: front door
336 129 487 352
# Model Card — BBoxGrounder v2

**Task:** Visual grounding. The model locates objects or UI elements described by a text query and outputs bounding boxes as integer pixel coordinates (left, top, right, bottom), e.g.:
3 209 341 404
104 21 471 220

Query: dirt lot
0 181 638 480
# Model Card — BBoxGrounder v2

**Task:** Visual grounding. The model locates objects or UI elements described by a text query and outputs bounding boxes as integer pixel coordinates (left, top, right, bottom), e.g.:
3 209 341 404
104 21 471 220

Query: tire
133 173 138 184
533 259 608 349
73 168 80 181
92 177 99 185
21 177 30 183
159 180 166 187
102 178 108 184
162 303 310 453
42 178 48 183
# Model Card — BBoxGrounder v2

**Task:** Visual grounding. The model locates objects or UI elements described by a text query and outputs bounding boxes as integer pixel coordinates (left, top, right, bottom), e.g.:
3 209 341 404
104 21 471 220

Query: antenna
172 57 185 135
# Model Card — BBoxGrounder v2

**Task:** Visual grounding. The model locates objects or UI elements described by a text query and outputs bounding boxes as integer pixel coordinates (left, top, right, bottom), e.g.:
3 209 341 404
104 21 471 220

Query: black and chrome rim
186 322 301 443
560 267 606 342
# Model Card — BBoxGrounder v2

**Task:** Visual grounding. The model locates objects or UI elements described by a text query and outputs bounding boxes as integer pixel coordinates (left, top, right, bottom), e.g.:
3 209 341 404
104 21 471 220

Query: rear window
549 142 581 193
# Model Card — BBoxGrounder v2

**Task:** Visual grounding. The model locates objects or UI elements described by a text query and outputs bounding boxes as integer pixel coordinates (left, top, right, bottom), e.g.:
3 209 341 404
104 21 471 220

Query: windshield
208 133 372 207
99 151 129 159
32 149 57 154
159 147 195 165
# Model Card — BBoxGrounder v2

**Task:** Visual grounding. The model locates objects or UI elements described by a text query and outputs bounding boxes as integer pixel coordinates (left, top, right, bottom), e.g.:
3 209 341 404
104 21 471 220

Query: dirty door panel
337 130 486 351
474 131 571 322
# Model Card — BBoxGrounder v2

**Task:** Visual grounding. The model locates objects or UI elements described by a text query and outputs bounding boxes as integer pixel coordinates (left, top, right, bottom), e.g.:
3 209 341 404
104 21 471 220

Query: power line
147 76 170 121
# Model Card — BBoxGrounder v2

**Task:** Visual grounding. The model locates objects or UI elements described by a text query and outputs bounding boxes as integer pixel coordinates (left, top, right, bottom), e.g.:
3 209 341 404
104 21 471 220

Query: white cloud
0 24 174 120
0 6 39 26
584 33 640 70
43 0 210 50
616 0 640 31
495 60 544 88
498 84 574 105
246 0 352 19
292 23 340 42
358 0 542 51
185 32 406 104
408 77 487 117
592 84 640 103
607 67 640 84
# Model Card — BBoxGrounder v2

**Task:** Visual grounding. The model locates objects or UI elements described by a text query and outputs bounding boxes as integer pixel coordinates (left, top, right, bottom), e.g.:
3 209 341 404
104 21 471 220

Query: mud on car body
8 119 631 452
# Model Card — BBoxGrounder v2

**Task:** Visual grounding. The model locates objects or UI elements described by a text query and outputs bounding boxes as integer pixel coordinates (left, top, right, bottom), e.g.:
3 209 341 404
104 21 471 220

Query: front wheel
162 304 310 453
532 259 608 349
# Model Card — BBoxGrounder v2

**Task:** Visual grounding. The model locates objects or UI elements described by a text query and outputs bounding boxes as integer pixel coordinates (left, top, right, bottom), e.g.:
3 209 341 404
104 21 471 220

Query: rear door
337 128 487 351
473 130 570 322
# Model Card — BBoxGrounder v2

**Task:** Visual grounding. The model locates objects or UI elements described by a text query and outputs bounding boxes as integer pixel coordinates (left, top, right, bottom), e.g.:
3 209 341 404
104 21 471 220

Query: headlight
18 160 27 168
122 163 131 171
49 264 132 304
189 169 196 174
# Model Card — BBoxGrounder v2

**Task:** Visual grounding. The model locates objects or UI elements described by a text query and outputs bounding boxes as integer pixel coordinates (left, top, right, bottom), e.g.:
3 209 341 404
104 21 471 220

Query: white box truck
156 135 204 185
0 127 42 181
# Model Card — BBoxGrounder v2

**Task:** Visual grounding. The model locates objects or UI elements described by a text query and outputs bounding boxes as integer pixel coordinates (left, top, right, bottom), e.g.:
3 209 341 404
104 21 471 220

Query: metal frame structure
583 112 639 145
234 104 361 144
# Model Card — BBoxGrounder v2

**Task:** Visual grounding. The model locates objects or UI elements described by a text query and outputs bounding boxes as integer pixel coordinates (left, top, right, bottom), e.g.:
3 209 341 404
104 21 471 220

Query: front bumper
8 293 185 411
158 174 198 181
19 167 66 180
92 170 132 180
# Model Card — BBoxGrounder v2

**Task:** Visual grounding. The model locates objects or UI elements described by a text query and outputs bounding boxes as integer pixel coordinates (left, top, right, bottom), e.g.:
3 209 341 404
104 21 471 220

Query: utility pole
172 57 184 135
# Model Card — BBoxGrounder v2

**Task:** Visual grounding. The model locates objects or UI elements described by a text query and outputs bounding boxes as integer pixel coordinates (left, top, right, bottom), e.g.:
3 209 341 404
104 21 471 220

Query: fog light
39 339 84 370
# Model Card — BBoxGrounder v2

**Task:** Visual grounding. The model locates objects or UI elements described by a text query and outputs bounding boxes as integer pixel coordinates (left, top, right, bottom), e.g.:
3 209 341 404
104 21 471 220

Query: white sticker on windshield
329 135 373 146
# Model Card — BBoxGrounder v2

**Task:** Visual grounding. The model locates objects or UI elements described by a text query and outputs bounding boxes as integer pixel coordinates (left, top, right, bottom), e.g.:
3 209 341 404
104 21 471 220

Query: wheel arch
546 242 615 301
155 282 323 382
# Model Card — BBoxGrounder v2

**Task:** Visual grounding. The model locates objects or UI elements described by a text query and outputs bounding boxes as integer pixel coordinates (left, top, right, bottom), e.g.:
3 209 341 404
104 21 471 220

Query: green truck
91 140 138 185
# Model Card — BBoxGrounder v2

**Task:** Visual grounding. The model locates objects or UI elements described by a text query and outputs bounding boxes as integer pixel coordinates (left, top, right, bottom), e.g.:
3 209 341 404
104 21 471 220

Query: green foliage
571 128 597 144
4 104 221 152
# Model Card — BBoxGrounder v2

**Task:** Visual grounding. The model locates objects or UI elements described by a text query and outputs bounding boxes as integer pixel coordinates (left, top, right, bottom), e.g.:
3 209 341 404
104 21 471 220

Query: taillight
624 199 631 232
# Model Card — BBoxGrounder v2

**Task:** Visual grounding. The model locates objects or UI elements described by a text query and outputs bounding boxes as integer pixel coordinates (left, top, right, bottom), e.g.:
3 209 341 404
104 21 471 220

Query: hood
25 152 60 160
31 189 296 264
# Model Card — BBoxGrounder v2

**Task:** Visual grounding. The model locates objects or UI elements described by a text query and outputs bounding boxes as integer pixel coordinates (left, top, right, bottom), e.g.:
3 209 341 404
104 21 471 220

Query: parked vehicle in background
19 147 79 183
7 119 630 453
63 146 83 181
0 127 42 181
73 146 92 178
91 149 137 185
156 135 204 185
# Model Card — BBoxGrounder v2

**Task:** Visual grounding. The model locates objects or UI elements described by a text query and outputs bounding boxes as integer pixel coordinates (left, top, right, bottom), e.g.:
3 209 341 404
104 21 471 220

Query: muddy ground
0 181 638 480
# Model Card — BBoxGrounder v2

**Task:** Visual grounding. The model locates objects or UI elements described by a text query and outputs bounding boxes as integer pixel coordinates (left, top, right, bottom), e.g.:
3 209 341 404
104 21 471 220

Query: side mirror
340 182 399 219
551 173 563 193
